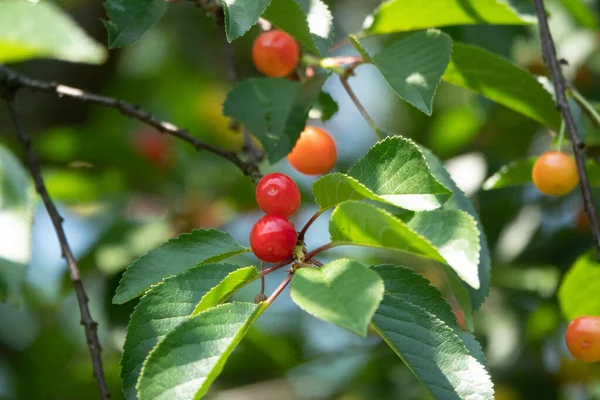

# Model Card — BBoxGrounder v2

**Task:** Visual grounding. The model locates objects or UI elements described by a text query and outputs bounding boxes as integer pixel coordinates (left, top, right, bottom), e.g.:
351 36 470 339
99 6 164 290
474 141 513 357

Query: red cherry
252 30 299 78
132 129 172 167
566 316 600 362
250 215 297 263
256 173 301 216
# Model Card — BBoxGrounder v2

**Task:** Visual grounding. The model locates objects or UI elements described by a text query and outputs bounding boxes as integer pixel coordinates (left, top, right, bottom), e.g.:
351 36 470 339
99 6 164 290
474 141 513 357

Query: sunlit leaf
363 0 535 35
312 136 451 211
137 302 265 400
120 264 258 400
0 0 106 63
559 250 600 320
113 229 249 304
372 265 494 400
330 202 481 289
291 259 384 336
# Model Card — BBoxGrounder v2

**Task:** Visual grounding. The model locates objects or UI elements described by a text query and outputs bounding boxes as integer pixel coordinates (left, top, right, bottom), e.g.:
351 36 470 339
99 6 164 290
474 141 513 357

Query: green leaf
291 259 384 337
330 202 481 289
0 0 106 64
559 250 600 320
363 0 535 35
421 148 491 311
113 229 249 304
310 90 339 122
0 144 35 304
484 157 600 190
263 0 333 56
138 302 265 400
103 0 167 48
442 43 561 130
403 209 481 290
220 0 271 42
313 136 451 211
120 264 258 400
559 0 599 29
372 265 493 400
223 74 327 163
366 30 452 115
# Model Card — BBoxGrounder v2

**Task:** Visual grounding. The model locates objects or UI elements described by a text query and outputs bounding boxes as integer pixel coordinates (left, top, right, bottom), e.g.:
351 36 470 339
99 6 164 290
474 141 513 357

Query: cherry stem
259 257 294 278
260 261 265 295
309 258 323 267
556 120 566 151
303 242 338 261
298 209 325 243
340 76 384 140
265 273 293 307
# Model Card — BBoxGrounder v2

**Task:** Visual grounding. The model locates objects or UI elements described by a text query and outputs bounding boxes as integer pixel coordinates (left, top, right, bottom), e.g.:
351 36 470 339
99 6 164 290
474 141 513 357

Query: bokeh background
1 0 600 399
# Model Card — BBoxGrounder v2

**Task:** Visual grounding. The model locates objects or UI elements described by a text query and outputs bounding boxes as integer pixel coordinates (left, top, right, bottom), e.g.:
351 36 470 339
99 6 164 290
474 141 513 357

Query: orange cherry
532 151 578 196
287 126 336 175
252 30 299 78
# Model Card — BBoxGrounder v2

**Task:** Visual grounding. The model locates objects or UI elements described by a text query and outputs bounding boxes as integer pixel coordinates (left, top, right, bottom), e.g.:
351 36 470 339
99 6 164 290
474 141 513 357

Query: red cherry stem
303 242 340 261
298 209 325 243
259 257 294 278
265 273 293 307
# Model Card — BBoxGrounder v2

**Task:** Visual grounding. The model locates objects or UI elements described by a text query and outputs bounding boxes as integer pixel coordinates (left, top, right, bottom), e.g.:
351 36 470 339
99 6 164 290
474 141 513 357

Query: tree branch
1 91 111 399
0 65 262 183
533 0 600 260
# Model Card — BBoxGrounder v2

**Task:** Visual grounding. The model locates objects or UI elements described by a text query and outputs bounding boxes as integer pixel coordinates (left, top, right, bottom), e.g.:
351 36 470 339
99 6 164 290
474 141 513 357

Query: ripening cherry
132 129 172 167
250 215 297 263
287 126 337 175
532 151 579 196
565 316 600 363
252 30 299 78
256 173 301 216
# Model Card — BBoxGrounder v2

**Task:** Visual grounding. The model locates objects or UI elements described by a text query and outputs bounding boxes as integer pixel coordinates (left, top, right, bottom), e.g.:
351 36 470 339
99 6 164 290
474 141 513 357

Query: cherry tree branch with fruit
4 0 600 399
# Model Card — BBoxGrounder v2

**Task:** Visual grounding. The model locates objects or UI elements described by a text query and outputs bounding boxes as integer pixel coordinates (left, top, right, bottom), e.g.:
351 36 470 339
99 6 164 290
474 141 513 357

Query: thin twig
260 261 265 295
265 273 293 306
339 76 384 140
1 93 111 399
0 65 262 183
533 0 600 260
298 209 325 243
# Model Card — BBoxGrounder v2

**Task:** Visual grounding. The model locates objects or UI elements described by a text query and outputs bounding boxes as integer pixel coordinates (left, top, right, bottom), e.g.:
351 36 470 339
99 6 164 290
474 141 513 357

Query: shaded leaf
103 0 167 48
559 0 598 29
138 302 265 400
372 265 493 400
263 0 333 56
223 74 327 163
366 30 453 115
0 0 106 64
310 90 339 122
113 229 249 304
120 264 258 400
291 259 384 336
363 0 534 35
442 43 561 130
220 0 271 41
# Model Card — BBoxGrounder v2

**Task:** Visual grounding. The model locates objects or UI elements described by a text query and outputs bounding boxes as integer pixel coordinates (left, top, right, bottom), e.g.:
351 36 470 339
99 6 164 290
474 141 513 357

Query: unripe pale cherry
256 173 301 216
287 126 337 175
565 316 600 363
532 151 579 196
250 215 297 263
252 30 299 78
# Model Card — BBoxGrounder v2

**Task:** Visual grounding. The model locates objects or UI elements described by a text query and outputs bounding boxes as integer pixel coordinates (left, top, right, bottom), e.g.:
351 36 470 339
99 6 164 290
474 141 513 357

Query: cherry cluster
250 173 300 263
